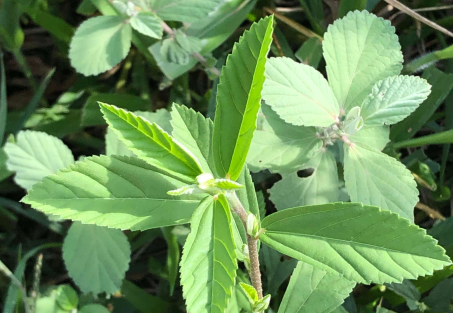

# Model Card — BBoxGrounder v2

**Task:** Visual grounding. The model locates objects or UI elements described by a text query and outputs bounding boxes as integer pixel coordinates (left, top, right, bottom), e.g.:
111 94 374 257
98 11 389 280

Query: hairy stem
227 192 263 299
161 21 221 77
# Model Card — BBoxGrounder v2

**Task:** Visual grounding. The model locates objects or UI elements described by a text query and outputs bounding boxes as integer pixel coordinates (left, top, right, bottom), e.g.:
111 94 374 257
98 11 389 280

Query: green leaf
170 103 215 175
323 11 403 111
404 44 453 74
247 102 322 173
391 68 453 141
236 165 260 219
0 53 7 143
79 304 110 313
106 109 172 157
100 103 203 183
278 262 355 313
429 217 453 258
0 0 24 51
393 129 453 149
349 125 389 151
295 37 323 68
263 57 340 127
121 280 170 312
69 16 131 76
423 277 453 312
22 155 201 231
343 142 418 221
180 195 237 313
150 0 221 22
0 148 13 182
239 283 258 303
337 0 366 18
130 12 162 39
361 76 431 126
259 202 450 284
63 222 130 294
213 15 274 180
270 149 339 210
82 93 150 127
162 227 180 295
4 131 74 190
55 285 79 310
385 280 420 310
160 37 194 65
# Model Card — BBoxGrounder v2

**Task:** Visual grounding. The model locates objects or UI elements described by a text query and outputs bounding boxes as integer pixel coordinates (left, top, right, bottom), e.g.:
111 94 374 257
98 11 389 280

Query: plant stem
227 192 263 299
0 260 31 313
161 21 221 77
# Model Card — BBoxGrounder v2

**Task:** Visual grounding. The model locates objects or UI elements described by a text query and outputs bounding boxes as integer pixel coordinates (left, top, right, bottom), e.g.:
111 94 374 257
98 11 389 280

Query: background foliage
1 0 453 312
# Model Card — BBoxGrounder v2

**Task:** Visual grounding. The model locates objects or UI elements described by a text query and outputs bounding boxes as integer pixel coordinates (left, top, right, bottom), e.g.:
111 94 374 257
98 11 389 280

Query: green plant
9 11 453 313
249 10 431 222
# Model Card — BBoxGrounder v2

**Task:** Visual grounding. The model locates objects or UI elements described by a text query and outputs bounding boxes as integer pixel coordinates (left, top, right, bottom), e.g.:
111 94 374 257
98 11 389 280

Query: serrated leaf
260 202 450 284
348 125 389 151
213 15 274 181
63 222 130 294
4 131 74 190
106 109 172 157
170 103 215 174
22 155 201 231
151 0 221 23
323 11 403 111
0 148 13 182
263 57 340 127
69 16 132 76
100 103 203 183
278 262 355 313
79 304 110 313
343 142 418 221
247 102 322 173
361 76 431 126
239 283 258 303
130 12 163 39
270 149 339 210
180 195 237 313
236 165 261 219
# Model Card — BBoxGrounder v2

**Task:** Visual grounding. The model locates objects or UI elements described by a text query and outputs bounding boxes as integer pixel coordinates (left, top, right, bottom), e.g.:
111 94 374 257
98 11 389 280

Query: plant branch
161 21 221 77
227 192 263 299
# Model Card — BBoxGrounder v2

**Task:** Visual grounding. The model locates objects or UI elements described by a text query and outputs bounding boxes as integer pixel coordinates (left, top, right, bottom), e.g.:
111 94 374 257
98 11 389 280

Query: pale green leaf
278 262 355 313
55 285 79 310
260 202 451 284
180 195 237 313
247 102 322 173
263 57 340 127
106 109 172 157
343 142 418 221
100 103 203 183
295 37 323 68
239 282 258 303
63 222 130 294
0 148 13 182
22 155 201 231
348 125 389 151
270 149 339 210
323 10 403 111
4 131 74 190
361 76 431 126
150 0 221 22
69 16 131 76
130 12 162 39
79 304 110 313
213 15 274 180
170 103 215 174
236 165 260 219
